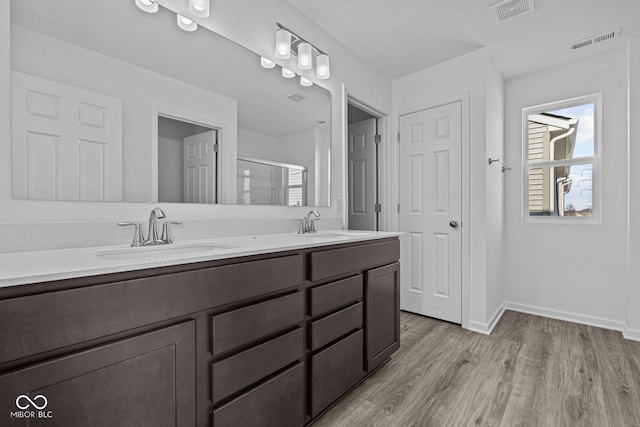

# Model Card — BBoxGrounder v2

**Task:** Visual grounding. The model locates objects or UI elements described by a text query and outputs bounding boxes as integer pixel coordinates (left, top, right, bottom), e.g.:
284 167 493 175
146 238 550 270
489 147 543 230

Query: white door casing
11 71 122 201
348 118 377 231
183 130 217 204
399 101 462 324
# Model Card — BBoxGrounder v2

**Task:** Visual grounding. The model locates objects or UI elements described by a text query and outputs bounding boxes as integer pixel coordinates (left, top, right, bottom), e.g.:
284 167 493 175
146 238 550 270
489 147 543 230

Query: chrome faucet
144 207 166 245
118 208 182 247
298 210 320 234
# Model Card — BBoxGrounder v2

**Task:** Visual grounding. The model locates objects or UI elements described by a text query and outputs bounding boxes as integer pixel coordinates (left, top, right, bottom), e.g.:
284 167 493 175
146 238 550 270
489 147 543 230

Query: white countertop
0 230 401 288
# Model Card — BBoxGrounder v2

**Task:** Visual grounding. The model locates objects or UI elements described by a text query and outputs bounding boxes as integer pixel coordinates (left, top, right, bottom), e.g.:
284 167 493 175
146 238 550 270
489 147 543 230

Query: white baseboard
503 301 637 338
466 303 505 335
623 327 640 342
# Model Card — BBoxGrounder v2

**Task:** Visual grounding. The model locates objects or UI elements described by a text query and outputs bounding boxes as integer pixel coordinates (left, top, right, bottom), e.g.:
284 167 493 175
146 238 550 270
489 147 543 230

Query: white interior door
11 71 122 201
348 118 377 230
399 101 462 324
183 130 217 203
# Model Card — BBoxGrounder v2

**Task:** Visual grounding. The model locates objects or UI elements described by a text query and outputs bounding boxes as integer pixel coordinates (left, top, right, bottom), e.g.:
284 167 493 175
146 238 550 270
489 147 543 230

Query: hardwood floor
313 310 640 427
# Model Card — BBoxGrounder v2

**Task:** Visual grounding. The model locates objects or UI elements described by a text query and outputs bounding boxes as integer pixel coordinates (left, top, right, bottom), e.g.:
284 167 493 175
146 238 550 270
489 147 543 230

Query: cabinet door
365 262 400 371
310 330 364 417
0 322 195 427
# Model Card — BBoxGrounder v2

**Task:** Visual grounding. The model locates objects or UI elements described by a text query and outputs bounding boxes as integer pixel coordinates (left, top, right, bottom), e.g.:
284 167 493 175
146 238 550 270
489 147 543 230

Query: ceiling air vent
569 28 622 50
490 0 535 24
284 92 306 103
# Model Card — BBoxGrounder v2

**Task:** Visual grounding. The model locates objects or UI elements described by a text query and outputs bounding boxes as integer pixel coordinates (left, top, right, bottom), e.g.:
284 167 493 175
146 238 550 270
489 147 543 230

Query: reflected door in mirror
11 71 123 201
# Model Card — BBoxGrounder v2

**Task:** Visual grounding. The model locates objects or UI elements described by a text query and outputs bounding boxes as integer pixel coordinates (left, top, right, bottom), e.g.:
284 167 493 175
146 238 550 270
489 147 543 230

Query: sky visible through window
548 103 594 212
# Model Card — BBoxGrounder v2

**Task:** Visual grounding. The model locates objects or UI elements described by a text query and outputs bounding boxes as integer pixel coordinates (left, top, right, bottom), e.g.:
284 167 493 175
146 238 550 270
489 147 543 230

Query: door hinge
374 203 382 213
397 132 400 143
374 134 381 144
213 143 219 153
397 203 400 213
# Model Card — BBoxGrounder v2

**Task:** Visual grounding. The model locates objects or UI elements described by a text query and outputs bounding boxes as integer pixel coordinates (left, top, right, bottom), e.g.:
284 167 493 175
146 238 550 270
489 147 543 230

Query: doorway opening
347 103 381 231
157 115 219 204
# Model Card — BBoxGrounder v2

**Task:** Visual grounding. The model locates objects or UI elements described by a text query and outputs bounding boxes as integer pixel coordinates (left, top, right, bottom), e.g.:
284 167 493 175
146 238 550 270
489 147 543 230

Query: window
285 168 306 207
522 94 601 221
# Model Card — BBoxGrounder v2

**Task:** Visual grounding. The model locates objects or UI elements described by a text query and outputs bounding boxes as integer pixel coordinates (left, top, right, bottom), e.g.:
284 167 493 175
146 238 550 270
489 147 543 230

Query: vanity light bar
260 58 313 87
177 14 198 32
260 57 276 69
133 0 210 32
275 23 330 81
134 0 158 13
282 67 296 79
189 0 210 18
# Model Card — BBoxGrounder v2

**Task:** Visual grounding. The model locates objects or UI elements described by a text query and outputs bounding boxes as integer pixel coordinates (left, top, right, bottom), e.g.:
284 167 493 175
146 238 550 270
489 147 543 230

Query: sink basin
96 243 235 261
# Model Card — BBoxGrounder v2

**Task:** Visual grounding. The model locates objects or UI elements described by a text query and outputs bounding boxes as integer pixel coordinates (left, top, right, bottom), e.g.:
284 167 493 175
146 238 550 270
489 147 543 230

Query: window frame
521 93 602 224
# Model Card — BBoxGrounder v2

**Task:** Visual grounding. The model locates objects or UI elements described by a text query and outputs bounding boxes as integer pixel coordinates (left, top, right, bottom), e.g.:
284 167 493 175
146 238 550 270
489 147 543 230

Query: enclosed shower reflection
237 157 307 206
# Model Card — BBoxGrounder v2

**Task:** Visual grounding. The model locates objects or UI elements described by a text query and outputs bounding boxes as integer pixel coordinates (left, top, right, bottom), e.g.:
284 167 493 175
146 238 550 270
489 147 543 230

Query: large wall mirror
9 0 331 207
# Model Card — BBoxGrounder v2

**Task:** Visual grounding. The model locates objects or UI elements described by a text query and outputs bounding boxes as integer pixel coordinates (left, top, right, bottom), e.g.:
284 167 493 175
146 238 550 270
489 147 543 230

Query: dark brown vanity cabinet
209 292 305 427
0 322 196 427
365 262 401 371
0 237 400 427
307 276 365 417
305 238 400 419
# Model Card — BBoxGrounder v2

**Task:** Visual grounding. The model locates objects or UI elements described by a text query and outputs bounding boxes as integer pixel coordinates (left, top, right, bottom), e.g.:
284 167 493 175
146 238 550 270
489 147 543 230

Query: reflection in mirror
158 116 218 204
238 157 307 206
9 0 331 206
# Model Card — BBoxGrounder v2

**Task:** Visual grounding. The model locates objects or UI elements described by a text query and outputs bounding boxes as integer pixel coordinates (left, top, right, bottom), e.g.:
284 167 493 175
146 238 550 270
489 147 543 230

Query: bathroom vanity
0 232 400 426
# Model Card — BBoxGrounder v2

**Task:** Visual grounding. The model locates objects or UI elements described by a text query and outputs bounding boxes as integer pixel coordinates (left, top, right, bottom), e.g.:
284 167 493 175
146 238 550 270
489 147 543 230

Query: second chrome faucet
298 210 320 234
118 208 182 247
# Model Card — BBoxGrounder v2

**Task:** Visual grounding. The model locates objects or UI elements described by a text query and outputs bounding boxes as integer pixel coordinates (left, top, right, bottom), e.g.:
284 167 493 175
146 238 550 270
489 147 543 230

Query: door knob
449 220 458 228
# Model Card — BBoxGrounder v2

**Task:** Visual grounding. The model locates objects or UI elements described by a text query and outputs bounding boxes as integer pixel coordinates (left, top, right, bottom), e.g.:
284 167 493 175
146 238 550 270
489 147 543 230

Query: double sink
95 231 372 262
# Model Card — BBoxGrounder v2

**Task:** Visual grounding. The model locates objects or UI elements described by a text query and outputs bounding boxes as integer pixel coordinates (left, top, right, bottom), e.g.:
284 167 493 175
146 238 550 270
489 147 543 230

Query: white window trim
522 93 602 224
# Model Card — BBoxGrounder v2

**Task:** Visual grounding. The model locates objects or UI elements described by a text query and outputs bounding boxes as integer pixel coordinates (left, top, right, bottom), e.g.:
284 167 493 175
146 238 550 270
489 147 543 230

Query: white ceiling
288 0 640 79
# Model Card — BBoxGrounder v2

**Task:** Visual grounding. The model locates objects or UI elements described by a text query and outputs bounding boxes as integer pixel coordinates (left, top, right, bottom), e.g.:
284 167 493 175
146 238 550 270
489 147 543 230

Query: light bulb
316 54 330 80
134 0 158 13
177 14 198 32
275 29 291 60
261 57 275 69
189 0 210 18
297 42 312 71
300 76 313 87
282 67 295 79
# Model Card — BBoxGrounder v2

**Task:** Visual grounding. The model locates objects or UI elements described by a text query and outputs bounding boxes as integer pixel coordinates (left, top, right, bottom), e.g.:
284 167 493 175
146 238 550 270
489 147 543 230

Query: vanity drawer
213 363 304 427
212 328 303 404
0 253 302 365
310 329 364 417
308 239 400 281
309 302 363 351
309 275 363 317
211 291 303 357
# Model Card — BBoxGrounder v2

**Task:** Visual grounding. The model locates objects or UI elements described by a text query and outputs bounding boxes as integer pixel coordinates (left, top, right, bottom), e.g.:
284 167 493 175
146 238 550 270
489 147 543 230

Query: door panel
183 130 217 204
348 118 376 230
11 71 122 201
399 101 462 323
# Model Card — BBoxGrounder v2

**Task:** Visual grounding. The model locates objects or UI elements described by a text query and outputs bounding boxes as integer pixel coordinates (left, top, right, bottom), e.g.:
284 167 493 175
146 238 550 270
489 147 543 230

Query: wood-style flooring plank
445 337 522 427
312 310 640 427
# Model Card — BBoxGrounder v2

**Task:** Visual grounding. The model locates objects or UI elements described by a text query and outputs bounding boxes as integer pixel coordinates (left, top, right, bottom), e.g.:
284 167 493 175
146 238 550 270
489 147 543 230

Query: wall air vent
569 28 622 50
284 92 307 103
490 0 535 24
